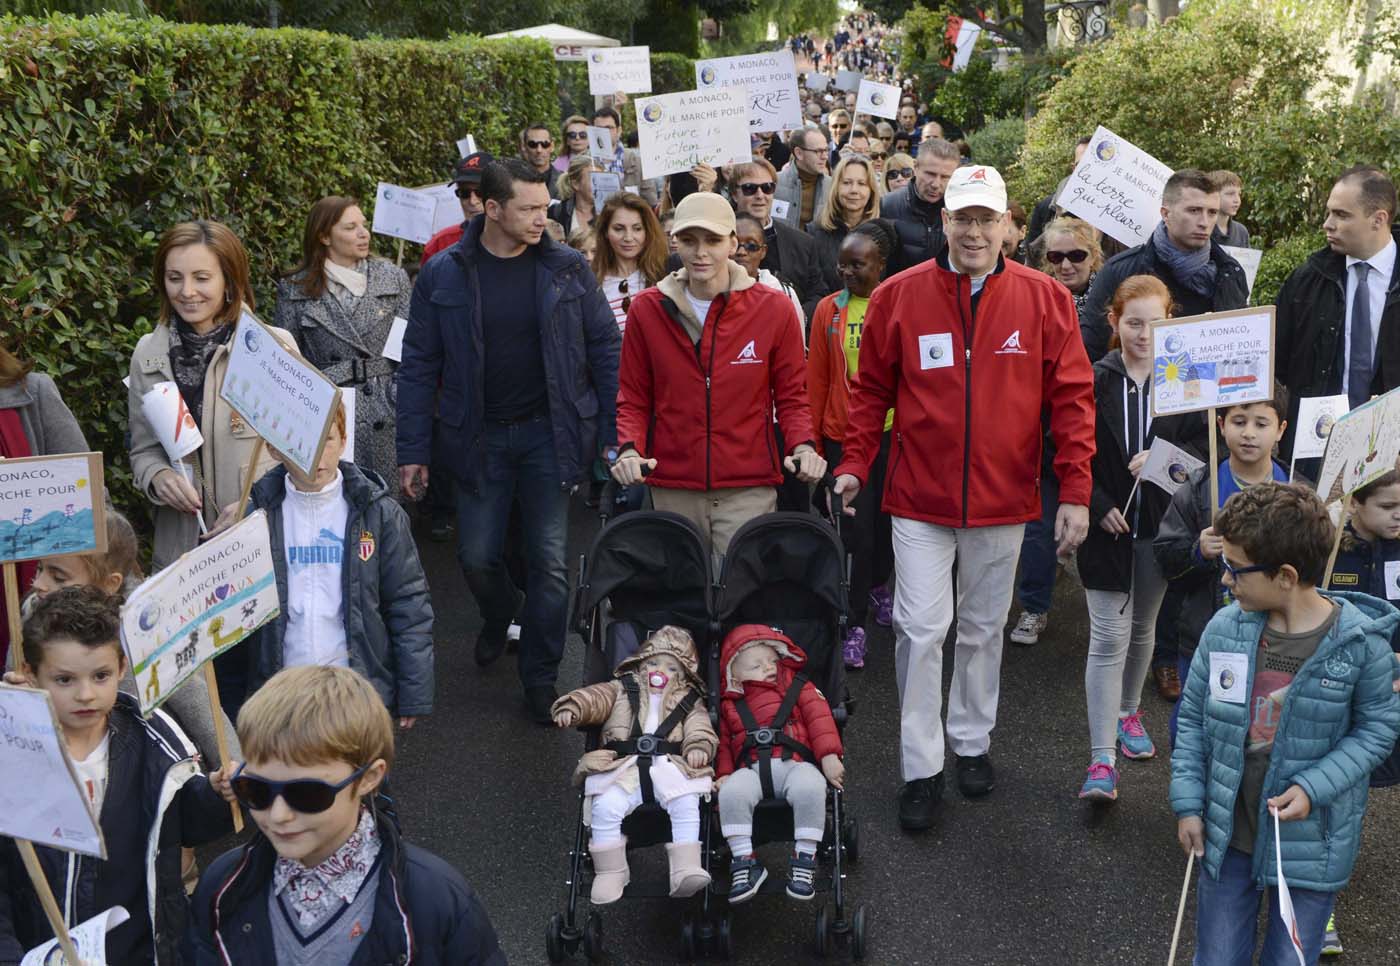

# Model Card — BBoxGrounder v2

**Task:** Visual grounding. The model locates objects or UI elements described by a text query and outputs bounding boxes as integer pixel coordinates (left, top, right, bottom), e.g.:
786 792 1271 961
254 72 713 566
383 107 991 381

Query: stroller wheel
843 817 860 864
545 912 567 963
679 912 697 960
583 912 605 962
814 904 831 957
716 912 733 960
851 904 868 960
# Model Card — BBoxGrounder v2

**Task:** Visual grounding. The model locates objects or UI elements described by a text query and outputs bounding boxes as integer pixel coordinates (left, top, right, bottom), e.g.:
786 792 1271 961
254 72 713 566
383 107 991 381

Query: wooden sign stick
16 839 83 965
1322 497 1350 588
3 563 21 673
1207 407 1220 522
396 239 405 268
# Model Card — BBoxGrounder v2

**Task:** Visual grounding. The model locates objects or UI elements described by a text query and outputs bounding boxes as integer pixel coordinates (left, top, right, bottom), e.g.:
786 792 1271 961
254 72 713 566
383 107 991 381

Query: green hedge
0 13 557 516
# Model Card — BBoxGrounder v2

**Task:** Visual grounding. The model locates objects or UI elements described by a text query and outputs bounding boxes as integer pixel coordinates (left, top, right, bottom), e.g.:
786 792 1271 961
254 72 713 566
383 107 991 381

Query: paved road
385 500 1400 965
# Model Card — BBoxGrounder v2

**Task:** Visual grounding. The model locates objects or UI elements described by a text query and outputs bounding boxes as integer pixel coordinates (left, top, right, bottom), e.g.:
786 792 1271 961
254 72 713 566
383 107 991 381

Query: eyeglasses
891 167 914 180
566 131 590 141
526 139 553 149
231 762 369 814
949 213 1002 229
1221 557 1272 582
456 185 482 200
1046 249 1090 265
738 241 764 253
738 182 777 196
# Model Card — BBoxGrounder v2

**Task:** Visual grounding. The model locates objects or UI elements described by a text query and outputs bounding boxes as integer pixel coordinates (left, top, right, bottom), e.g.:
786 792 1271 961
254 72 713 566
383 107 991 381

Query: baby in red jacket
715 624 845 904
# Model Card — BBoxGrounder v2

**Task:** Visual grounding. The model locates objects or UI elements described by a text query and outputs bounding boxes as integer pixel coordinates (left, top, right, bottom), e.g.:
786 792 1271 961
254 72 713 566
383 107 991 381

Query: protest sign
1272 811 1308 966
341 387 356 464
587 46 651 95
1221 245 1263 301
140 382 204 462
219 311 341 477
805 71 829 91
591 171 622 213
456 134 477 158
834 70 862 92
1150 307 1275 417
855 79 901 120
695 50 803 133
417 182 461 236
0 684 105 856
634 88 751 180
120 511 279 716
1059 126 1173 248
1292 394 1348 464
0 453 106 566
370 182 437 245
1141 437 1205 496
587 125 614 161
21 906 129 966
381 316 409 363
1316 387 1400 504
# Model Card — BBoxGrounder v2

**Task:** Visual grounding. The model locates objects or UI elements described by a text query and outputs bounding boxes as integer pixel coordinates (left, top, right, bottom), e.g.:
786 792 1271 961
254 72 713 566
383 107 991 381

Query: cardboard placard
1059 125 1173 248
587 125 614 161
0 684 105 857
1316 386 1400 502
804 71 830 91
340 387 356 464
219 311 341 477
1220 245 1263 301
1150 307 1276 417
120 511 279 715
587 46 652 95
140 382 204 462
456 134 477 158
695 50 803 133
834 70 862 92
1292 394 1349 462
634 88 751 181
21 906 129 966
1140 437 1206 495
0 453 106 566
370 182 437 245
416 182 461 236
855 78 901 120
591 171 622 214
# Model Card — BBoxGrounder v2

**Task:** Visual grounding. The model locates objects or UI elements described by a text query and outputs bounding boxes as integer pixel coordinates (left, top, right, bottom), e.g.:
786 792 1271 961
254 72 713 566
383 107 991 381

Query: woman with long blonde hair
806 154 883 296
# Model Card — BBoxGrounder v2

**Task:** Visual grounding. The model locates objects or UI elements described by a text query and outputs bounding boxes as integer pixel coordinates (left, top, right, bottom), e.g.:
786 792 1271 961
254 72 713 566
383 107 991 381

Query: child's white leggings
590 784 701 846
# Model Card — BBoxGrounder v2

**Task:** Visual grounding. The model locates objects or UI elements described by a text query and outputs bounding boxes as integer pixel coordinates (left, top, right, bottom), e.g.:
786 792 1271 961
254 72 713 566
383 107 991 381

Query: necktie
1348 261 1373 408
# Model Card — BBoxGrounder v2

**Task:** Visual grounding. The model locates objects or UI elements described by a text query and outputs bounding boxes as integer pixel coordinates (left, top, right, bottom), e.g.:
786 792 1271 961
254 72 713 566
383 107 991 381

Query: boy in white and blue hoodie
1170 482 1400 965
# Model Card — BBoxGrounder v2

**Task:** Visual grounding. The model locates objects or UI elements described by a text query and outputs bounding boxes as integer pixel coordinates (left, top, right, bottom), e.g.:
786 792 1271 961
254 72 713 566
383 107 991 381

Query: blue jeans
1194 847 1335 966
1015 468 1059 614
455 414 570 689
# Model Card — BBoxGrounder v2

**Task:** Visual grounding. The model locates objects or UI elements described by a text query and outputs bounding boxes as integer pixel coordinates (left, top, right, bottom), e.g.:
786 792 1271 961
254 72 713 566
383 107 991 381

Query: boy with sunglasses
1170 482 1399 965
194 665 504 964
0 586 235 965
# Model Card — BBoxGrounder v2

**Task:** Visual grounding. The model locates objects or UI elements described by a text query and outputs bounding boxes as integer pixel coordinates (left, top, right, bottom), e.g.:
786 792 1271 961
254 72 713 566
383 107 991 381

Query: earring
225 292 233 304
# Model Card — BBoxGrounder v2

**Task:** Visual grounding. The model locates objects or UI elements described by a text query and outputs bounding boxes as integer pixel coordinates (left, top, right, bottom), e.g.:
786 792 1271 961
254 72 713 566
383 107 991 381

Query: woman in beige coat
127 221 288 571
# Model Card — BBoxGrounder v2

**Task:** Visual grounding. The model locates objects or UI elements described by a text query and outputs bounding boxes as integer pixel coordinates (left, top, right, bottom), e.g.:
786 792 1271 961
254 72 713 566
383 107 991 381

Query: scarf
168 316 233 425
273 808 381 932
324 259 368 299
1151 221 1216 297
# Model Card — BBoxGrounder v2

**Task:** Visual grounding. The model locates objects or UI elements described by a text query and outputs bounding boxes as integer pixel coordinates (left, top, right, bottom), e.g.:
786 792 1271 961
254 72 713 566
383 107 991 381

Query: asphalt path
380 500 1400 965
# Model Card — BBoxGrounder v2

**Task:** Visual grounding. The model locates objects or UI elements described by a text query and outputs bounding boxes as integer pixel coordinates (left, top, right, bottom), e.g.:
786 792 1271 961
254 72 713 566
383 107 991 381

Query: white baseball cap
943 165 1008 215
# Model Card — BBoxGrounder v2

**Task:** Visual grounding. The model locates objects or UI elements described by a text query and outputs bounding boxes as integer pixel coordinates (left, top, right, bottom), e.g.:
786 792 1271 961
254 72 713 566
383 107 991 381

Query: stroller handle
598 462 652 524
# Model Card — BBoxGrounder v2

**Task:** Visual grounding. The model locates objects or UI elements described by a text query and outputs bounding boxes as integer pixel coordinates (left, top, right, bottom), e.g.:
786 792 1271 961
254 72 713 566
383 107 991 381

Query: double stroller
545 498 867 962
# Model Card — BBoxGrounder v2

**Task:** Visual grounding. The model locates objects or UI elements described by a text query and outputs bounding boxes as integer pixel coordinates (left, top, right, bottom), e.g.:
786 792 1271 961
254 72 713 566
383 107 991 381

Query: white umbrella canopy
485 23 621 60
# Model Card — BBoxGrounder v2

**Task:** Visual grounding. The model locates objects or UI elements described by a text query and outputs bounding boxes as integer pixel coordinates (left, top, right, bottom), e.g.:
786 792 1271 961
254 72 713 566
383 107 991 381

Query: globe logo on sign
591 51 604 63
1169 462 1189 485
871 91 885 106
1094 138 1117 163
1315 414 1336 441
1164 333 1184 354
382 187 394 201
138 602 162 632
700 66 717 85
929 342 943 362
643 103 664 124
243 326 261 353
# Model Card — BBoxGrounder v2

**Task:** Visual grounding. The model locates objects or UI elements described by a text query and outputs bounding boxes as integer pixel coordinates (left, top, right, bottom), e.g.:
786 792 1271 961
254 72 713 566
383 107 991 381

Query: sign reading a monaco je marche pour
587 46 652 95
1060 125 1173 248
370 182 437 245
220 311 341 477
695 50 803 133
0 453 106 566
634 88 751 181
120 511 280 715
1150 307 1275 418
0 684 105 857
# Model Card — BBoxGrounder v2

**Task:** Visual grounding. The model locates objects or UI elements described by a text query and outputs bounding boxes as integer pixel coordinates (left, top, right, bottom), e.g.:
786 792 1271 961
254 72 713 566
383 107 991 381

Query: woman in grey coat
274 196 412 498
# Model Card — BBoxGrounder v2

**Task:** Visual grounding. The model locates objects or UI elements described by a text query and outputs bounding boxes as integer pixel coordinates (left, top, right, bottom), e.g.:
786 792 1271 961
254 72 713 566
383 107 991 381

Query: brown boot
1154 665 1182 701
665 841 711 899
588 839 630 905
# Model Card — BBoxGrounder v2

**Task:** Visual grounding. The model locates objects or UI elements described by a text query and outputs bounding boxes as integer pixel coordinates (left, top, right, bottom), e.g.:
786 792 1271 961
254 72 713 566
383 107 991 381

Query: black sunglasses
890 167 914 179
231 762 370 814
1046 249 1090 265
618 277 631 314
738 182 777 196
526 138 553 149
456 185 482 200
871 152 888 160
566 131 590 140
738 241 764 253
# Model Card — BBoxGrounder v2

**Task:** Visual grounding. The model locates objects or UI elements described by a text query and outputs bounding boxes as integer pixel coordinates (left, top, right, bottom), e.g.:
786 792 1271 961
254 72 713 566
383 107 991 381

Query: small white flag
1292 394 1349 461
1140 437 1206 496
1273 808 1308 965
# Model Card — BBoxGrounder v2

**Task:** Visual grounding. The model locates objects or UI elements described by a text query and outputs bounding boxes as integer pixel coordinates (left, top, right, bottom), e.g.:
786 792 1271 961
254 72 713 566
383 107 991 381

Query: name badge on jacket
1209 652 1248 704
919 333 954 371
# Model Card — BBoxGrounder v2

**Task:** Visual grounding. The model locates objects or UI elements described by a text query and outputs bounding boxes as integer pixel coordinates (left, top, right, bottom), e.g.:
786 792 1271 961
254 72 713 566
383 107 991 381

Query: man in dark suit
730 158 826 327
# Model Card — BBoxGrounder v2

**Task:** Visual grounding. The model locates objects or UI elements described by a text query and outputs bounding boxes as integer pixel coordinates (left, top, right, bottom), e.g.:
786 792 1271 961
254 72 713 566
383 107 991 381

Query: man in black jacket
878 137 960 272
1079 169 1248 362
730 158 826 324
1275 165 1399 460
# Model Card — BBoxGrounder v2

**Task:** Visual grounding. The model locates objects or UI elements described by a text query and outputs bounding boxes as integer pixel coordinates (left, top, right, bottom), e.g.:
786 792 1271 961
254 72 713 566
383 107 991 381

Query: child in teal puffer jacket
1170 482 1400 966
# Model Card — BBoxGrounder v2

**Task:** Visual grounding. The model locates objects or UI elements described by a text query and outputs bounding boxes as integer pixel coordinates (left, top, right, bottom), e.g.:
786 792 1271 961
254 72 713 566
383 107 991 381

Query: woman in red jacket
611 193 825 555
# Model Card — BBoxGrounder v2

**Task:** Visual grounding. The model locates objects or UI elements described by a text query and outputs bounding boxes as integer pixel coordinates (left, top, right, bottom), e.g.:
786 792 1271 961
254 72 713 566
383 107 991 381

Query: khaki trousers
650 486 777 557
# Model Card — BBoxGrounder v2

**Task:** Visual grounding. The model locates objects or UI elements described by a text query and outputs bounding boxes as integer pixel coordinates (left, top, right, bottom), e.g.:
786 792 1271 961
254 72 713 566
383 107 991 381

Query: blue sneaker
786 853 818 900
1117 712 1156 760
728 855 767 905
1078 759 1118 801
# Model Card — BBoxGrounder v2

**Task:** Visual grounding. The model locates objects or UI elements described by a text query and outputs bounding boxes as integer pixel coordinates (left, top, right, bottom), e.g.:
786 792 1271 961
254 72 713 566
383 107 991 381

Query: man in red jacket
833 164 1095 829
611 192 825 554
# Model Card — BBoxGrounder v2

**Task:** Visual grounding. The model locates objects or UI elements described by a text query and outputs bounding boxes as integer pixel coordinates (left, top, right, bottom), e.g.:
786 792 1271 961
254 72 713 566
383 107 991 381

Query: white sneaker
1009 611 1047 645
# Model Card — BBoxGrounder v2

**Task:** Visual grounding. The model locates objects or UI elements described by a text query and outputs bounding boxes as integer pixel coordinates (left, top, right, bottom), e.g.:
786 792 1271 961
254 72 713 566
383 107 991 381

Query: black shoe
474 589 525 667
955 754 996 798
429 517 454 542
898 774 943 830
524 685 559 725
